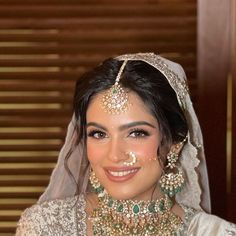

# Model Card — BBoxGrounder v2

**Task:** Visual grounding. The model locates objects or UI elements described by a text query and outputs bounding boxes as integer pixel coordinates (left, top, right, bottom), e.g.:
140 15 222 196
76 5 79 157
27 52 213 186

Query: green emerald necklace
89 192 183 236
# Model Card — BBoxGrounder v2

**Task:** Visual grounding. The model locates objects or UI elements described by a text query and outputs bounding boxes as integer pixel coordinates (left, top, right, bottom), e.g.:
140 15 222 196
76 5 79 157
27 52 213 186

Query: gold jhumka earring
159 137 187 197
101 60 131 114
89 170 106 198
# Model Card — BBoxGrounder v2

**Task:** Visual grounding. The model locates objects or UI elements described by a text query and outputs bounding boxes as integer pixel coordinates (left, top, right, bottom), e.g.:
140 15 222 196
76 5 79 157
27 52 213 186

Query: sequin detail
116 52 189 109
16 194 201 236
225 222 236 235
16 195 86 236
177 205 199 235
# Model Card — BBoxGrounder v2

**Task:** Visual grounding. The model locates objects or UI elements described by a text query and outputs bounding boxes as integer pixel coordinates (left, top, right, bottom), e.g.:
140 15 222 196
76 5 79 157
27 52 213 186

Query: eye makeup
87 129 107 139
128 128 150 138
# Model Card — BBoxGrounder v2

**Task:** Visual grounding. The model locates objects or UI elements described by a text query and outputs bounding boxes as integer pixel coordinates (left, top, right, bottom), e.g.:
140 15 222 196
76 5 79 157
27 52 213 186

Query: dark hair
66 58 188 193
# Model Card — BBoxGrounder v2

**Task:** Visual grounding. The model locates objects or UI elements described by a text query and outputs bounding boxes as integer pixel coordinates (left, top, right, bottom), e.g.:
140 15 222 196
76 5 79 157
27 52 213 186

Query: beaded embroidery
116 52 189 110
16 194 236 236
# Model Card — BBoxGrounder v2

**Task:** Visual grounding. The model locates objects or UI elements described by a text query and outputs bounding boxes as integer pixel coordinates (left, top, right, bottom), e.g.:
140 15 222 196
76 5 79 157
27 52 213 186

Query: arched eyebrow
118 121 156 131
86 122 108 131
86 121 156 131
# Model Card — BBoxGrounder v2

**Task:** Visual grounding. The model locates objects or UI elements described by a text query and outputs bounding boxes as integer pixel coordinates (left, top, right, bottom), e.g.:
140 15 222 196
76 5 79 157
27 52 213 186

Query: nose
107 138 127 163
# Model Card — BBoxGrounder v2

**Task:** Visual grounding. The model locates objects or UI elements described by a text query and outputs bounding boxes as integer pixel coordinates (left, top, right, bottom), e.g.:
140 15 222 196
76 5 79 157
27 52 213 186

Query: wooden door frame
197 0 231 218
229 0 236 222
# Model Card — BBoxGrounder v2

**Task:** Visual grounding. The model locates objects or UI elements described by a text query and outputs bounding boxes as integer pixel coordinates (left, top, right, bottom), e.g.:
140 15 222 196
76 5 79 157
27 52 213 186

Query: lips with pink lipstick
104 167 140 182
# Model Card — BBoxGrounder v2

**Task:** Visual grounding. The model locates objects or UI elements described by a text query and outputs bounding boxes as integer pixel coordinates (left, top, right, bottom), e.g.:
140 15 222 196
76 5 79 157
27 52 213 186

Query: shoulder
16 194 86 236
188 211 236 235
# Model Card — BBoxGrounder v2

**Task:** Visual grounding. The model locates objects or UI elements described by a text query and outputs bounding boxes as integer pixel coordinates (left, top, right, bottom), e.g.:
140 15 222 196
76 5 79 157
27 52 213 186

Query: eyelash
128 128 150 138
87 130 107 139
87 128 150 140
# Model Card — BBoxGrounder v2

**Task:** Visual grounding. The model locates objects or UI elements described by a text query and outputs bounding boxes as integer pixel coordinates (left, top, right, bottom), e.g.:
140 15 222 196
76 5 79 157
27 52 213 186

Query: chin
106 187 138 200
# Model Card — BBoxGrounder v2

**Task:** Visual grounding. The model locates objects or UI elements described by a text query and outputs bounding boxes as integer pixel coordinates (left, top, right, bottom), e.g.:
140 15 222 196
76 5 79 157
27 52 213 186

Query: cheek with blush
134 138 160 164
87 143 106 166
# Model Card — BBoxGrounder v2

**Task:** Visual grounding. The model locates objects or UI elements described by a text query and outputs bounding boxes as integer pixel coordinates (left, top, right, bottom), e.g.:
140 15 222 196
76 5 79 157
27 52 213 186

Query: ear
169 141 185 155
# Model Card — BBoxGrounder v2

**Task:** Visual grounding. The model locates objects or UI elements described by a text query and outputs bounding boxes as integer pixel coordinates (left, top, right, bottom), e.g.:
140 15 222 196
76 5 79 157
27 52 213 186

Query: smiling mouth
105 167 140 182
108 169 138 177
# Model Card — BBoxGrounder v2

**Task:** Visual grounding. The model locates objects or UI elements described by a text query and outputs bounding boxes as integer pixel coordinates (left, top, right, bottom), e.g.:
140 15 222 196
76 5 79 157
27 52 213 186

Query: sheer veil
38 53 211 213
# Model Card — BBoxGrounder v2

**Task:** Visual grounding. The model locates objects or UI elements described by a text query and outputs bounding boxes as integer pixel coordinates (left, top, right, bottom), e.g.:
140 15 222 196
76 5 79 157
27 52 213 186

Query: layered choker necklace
89 191 184 236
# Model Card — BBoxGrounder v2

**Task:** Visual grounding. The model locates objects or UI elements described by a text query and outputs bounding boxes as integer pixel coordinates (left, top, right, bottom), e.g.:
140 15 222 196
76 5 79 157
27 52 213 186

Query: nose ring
123 151 137 166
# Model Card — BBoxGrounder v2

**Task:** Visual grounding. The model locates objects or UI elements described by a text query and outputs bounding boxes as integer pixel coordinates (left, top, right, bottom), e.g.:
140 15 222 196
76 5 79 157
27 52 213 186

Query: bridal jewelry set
89 171 183 236
89 57 187 235
89 145 185 235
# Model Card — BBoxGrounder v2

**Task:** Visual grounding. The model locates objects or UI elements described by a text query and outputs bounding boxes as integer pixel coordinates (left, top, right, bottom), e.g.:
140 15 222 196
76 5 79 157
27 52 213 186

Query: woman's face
86 91 163 201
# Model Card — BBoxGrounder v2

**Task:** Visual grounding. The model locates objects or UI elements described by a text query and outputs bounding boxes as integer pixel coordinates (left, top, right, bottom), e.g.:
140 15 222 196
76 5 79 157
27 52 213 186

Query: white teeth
108 169 137 177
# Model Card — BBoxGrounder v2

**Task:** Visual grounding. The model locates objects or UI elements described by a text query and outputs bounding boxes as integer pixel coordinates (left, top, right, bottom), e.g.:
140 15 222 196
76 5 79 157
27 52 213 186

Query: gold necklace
90 194 183 236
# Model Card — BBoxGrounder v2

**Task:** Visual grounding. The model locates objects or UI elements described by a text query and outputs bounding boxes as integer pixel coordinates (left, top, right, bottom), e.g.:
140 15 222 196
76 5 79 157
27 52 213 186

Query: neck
131 186 164 202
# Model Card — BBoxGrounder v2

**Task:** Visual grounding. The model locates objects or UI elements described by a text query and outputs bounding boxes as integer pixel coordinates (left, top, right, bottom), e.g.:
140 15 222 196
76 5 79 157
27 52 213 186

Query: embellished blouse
16 194 236 236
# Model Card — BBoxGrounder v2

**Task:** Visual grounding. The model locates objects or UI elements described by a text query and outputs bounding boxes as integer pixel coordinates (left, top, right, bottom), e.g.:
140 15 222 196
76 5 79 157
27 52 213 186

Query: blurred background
0 0 235 234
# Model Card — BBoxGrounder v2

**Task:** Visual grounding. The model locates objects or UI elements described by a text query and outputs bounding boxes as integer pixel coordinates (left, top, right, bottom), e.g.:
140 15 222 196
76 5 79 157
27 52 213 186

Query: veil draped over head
38 53 211 213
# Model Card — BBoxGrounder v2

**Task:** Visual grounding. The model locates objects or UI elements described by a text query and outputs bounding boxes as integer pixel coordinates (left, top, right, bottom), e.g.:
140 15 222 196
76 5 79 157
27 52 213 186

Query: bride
16 53 236 235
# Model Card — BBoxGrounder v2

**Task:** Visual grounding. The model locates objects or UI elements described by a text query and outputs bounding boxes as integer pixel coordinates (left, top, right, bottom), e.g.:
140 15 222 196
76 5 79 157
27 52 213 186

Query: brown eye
129 129 150 138
87 130 107 139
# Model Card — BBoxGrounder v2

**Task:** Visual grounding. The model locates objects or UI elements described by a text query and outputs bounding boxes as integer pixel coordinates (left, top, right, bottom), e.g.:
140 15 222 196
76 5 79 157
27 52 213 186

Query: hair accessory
159 138 187 197
101 60 130 114
123 151 137 166
116 53 189 109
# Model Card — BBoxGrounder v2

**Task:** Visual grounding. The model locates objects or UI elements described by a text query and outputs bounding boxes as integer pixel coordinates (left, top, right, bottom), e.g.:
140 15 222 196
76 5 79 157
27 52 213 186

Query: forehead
86 91 158 126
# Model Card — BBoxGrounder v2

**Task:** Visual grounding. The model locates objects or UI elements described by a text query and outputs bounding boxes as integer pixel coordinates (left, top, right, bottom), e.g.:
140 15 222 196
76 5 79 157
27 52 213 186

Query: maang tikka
101 60 131 114
159 137 187 197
